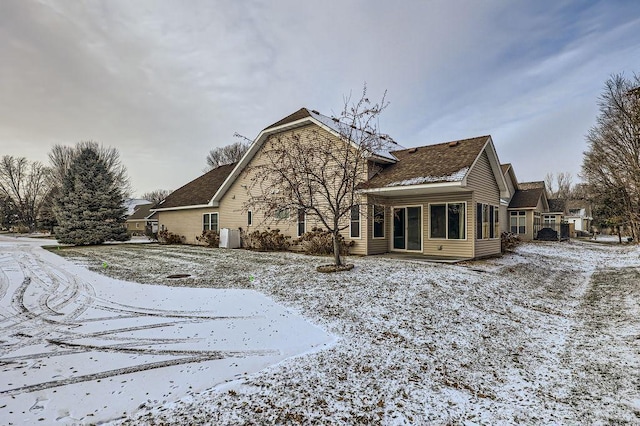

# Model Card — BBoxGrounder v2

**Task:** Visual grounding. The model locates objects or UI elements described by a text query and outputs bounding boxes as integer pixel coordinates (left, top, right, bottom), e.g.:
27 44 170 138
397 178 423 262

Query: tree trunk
333 231 342 266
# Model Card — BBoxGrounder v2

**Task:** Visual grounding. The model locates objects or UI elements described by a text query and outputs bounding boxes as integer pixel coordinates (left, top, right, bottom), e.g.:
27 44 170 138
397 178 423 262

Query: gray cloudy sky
1 0 639 196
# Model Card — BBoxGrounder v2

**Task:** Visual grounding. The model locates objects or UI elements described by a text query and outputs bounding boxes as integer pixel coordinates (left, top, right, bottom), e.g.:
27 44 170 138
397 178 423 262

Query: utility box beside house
219 228 240 249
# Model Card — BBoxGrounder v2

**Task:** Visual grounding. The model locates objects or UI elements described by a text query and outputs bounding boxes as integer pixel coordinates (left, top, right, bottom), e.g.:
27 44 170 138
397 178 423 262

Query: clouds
0 0 638 193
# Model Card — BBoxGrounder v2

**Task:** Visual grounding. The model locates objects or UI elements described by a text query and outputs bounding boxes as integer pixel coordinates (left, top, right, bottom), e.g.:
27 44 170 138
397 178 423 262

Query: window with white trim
373 205 385 238
350 205 360 238
203 213 218 232
510 211 525 234
476 204 498 239
247 210 252 226
430 202 466 240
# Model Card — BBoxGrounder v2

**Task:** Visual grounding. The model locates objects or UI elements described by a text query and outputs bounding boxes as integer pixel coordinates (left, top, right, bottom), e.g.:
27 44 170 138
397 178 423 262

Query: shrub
196 230 220 247
501 231 520 253
158 229 184 245
11 224 30 234
244 228 290 251
297 227 354 255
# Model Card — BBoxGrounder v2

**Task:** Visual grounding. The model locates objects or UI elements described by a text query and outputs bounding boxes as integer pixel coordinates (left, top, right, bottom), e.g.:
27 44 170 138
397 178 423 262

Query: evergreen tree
54 146 129 245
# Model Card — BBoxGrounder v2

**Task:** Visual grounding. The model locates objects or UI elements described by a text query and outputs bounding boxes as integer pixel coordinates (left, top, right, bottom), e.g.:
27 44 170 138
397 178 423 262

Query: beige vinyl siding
365 201 389 255
525 210 536 241
218 123 368 255
507 209 532 241
499 204 509 234
514 197 547 241
218 126 314 237
504 171 517 197
157 207 218 244
467 150 501 258
387 193 474 258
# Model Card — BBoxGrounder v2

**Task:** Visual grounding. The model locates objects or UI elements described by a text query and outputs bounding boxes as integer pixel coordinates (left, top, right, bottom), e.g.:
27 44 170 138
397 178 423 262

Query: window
297 209 306 237
483 204 490 239
430 202 466 240
203 213 218 232
543 215 556 226
477 204 498 239
510 211 526 234
373 205 385 238
247 210 252 226
431 204 446 238
274 208 290 220
350 205 360 238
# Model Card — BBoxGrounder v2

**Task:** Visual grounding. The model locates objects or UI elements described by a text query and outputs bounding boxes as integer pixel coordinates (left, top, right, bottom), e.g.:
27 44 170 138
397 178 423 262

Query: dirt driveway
0 236 333 424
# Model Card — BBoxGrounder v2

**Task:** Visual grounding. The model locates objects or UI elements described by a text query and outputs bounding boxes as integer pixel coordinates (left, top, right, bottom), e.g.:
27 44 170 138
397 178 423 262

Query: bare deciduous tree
245 86 390 266
141 189 172 206
544 172 574 199
0 156 52 231
582 73 640 240
205 141 249 171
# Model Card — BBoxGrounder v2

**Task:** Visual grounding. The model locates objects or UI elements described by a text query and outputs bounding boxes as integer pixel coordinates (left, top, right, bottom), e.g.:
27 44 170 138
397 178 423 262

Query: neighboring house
156 107 516 259
125 203 158 235
564 199 593 234
499 163 519 234
124 198 151 216
507 181 565 240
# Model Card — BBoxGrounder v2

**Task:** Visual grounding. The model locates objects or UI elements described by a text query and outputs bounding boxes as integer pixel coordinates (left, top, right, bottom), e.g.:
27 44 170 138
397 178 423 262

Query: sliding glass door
392 206 422 251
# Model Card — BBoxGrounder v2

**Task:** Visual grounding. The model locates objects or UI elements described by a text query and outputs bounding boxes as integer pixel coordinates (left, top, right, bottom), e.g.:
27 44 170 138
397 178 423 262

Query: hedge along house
156 108 510 259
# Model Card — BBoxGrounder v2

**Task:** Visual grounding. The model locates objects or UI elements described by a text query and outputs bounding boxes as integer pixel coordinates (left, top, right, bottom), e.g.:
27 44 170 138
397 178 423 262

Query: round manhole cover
167 274 191 279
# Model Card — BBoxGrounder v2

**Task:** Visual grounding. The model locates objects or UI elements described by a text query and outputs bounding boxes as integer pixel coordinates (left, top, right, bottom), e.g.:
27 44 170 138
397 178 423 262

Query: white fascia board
466 136 510 198
151 204 214 213
210 114 398 203
210 118 315 204
360 181 462 194
305 116 398 163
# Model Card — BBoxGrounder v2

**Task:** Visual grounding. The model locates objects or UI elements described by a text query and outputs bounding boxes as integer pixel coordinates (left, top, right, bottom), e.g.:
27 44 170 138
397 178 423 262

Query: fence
534 223 570 241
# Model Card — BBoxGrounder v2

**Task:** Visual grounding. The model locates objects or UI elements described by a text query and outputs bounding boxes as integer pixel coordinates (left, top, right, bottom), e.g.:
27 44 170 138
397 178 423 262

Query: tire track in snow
1 241 281 395
1 355 240 397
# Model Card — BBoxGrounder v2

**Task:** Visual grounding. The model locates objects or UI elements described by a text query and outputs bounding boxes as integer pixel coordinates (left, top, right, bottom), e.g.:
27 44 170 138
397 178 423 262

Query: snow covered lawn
0 236 333 424
45 239 640 424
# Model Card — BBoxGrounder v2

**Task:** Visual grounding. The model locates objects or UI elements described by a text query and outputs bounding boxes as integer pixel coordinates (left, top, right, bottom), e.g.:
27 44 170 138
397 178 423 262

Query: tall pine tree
54 146 129 245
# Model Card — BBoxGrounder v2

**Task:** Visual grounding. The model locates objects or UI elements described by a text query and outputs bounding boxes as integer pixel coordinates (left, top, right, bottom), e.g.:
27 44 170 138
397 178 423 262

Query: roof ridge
391 135 490 153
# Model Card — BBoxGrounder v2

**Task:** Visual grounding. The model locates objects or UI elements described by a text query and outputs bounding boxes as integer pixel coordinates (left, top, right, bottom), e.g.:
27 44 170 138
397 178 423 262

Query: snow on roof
306 109 402 162
124 198 151 216
385 167 469 187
